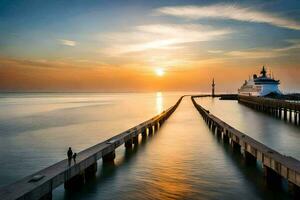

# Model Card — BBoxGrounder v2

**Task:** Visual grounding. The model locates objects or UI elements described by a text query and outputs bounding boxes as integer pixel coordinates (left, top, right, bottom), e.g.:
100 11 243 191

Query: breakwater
0 97 183 200
238 95 300 126
191 96 300 197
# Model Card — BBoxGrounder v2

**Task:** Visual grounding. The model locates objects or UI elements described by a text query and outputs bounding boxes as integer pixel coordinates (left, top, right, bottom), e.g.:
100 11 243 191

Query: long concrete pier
192 96 300 196
238 95 300 126
0 97 183 200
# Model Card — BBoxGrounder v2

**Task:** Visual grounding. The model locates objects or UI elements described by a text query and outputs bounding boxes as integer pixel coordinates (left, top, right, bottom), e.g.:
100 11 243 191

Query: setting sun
155 68 165 77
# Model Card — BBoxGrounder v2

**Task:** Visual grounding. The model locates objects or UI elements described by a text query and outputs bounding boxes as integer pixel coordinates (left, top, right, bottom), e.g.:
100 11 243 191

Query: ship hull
238 84 281 97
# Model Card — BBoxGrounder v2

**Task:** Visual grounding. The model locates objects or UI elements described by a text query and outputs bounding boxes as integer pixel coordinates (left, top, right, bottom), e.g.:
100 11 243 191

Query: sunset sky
0 0 299 92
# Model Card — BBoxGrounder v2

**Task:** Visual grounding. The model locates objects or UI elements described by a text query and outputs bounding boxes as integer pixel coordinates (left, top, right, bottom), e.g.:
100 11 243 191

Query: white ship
238 66 281 97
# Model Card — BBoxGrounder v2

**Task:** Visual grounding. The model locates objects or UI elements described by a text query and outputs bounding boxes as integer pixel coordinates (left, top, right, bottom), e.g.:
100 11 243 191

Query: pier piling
148 126 153 135
223 134 230 144
64 172 85 190
141 128 147 138
156 123 159 131
244 151 256 165
231 141 241 152
216 127 222 138
125 139 133 149
133 136 139 145
39 193 52 200
102 150 116 163
263 166 282 188
289 182 300 197
84 162 98 181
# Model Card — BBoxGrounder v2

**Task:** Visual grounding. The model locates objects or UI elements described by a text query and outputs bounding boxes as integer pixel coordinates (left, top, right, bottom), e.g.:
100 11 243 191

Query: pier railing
191 96 300 194
238 95 300 125
0 96 183 200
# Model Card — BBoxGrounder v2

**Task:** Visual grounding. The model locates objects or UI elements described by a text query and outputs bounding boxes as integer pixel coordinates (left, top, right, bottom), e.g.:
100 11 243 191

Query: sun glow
155 68 165 76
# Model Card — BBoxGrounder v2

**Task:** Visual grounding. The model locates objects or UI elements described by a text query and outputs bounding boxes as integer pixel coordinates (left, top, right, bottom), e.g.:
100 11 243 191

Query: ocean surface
0 93 299 199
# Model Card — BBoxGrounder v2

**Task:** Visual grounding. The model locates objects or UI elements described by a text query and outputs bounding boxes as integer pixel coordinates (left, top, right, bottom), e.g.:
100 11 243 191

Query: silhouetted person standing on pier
67 147 73 166
73 153 77 164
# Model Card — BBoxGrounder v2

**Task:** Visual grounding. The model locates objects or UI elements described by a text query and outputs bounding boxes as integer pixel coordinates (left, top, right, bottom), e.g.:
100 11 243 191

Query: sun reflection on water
156 92 163 114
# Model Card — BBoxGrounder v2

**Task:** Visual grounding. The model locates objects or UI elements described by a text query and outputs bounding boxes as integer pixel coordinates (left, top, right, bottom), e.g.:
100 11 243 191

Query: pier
0 97 183 200
238 95 300 126
192 96 300 196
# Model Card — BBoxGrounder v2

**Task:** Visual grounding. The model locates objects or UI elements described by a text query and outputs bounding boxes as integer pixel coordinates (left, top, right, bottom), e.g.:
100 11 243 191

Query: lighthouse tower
212 78 215 97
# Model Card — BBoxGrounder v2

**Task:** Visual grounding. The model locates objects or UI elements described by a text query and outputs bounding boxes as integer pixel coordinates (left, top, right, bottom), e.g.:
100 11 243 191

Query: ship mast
261 66 267 77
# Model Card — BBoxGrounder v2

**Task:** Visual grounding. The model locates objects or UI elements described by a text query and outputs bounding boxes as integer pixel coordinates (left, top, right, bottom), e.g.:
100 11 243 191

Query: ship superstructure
238 66 281 96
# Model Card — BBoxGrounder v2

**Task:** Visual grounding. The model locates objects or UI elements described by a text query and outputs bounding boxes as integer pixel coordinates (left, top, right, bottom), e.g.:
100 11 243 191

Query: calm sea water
0 93 297 199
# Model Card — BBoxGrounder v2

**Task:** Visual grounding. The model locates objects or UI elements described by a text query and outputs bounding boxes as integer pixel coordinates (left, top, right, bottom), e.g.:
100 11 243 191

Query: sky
0 0 299 93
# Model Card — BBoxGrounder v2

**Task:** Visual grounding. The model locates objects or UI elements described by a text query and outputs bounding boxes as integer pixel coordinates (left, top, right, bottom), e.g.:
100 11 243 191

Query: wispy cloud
274 39 300 51
226 50 280 59
156 4 300 30
0 56 111 71
59 39 77 46
100 24 232 55
208 50 223 54
226 39 300 59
